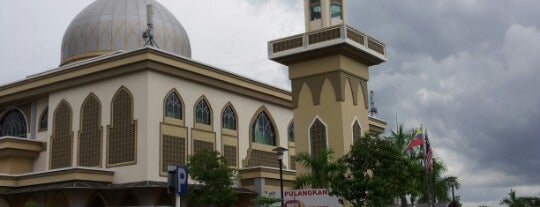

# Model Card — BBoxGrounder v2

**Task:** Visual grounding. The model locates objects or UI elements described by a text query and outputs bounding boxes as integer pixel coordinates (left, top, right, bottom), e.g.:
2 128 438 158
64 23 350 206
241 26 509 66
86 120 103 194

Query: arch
164 89 184 120
309 117 327 156
118 191 140 206
39 107 48 131
288 120 295 142
221 102 237 130
85 191 108 207
107 86 137 166
0 108 28 138
48 191 70 207
250 106 279 146
194 96 212 126
351 118 362 142
50 100 73 169
79 93 102 167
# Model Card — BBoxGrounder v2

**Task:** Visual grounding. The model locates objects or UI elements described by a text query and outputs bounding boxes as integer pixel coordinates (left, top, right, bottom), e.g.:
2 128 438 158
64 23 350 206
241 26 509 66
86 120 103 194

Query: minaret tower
268 0 386 169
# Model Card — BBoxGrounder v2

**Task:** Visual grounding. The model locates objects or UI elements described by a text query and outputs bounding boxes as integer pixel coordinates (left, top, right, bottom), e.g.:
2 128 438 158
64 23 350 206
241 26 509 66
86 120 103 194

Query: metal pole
451 184 455 202
176 194 181 207
279 158 284 207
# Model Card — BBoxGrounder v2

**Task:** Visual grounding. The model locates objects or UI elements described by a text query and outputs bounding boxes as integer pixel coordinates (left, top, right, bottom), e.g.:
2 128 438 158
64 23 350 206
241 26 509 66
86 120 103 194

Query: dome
60 0 191 65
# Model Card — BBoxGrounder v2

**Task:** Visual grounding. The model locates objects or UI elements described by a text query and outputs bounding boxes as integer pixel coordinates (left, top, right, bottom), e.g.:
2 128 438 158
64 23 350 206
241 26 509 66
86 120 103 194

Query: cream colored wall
304 0 347 32
46 71 149 183
145 71 293 182
32 97 50 172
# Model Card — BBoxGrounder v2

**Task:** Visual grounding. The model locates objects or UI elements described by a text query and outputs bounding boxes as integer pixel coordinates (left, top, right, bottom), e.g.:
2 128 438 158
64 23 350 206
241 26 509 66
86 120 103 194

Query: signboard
176 166 188 196
284 189 341 207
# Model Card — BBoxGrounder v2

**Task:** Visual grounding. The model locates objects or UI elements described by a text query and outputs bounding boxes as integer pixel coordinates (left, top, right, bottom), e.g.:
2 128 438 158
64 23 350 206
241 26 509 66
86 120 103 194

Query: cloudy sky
1 0 539 206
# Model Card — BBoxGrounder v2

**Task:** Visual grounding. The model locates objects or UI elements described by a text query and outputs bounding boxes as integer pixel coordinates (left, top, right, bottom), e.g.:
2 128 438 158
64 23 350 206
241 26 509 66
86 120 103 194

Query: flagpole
427 129 435 207
422 126 432 207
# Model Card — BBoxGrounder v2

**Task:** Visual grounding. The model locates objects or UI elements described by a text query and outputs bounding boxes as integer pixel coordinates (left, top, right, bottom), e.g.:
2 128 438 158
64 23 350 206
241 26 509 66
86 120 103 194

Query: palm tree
500 189 526 207
293 149 338 189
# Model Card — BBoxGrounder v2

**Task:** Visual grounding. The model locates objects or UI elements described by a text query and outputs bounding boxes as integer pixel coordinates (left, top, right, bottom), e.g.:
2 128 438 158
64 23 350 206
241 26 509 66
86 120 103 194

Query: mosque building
0 0 387 206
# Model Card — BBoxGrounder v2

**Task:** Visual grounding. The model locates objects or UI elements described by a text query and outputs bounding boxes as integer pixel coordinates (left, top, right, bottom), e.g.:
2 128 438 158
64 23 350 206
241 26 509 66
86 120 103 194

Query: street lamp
448 177 457 203
273 146 288 207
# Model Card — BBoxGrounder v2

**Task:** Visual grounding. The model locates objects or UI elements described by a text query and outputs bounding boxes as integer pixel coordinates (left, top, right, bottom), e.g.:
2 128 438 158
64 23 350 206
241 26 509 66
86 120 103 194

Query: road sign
176 166 188 196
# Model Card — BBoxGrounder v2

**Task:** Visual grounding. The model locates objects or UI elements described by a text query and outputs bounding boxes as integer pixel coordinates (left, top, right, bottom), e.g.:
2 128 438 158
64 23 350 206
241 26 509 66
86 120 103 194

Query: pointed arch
0 108 28 138
50 100 73 169
194 96 212 126
250 106 279 146
309 117 327 156
48 191 70 207
107 86 137 166
351 118 362 142
221 102 237 130
164 89 184 120
38 106 48 131
79 93 102 167
288 119 295 143
85 191 108 207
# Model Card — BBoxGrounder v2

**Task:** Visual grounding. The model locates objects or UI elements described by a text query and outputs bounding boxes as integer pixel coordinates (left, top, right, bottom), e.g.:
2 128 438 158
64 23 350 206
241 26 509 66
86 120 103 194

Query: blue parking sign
177 166 188 196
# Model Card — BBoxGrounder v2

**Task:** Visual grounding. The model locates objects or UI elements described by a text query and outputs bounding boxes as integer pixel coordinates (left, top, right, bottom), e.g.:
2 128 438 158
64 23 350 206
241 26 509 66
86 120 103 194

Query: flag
425 133 433 171
404 128 424 152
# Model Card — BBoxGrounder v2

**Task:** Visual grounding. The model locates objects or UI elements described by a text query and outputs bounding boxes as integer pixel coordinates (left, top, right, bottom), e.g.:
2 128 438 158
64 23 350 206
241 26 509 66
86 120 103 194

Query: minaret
268 0 386 170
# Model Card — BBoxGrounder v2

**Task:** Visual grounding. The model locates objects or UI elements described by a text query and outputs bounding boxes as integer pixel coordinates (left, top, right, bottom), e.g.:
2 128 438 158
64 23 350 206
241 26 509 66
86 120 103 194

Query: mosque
0 0 387 206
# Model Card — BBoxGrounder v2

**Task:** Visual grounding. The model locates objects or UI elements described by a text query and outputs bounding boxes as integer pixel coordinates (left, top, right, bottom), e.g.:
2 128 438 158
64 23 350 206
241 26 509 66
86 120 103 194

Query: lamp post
448 176 457 203
273 146 288 207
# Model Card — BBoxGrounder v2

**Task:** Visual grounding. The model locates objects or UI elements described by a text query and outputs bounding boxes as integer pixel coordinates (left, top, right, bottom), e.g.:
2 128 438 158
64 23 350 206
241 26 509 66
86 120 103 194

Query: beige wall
46 71 149 183
145 71 293 182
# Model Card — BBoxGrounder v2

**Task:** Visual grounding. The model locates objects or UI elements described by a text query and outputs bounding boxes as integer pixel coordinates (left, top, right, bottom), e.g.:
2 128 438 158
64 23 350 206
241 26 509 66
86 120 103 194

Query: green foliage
500 189 540 207
187 149 237 207
387 125 461 205
329 132 410 207
293 149 339 189
448 196 463 207
251 196 282 207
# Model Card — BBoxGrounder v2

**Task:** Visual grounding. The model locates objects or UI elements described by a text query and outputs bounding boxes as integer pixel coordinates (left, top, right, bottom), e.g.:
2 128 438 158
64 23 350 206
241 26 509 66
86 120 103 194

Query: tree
293 149 339 189
500 189 526 207
250 196 282 207
187 149 237 207
448 196 463 207
330 133 410 207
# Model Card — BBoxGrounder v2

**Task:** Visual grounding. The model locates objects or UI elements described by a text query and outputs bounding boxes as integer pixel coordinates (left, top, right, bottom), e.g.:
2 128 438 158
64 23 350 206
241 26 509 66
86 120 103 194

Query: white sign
284 189 341 207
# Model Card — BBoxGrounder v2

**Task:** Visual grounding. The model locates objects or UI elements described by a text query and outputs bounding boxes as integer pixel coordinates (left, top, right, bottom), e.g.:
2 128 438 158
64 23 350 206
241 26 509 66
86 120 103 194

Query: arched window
288 121 295 142
108 87 136 165
79 94 102 167
0 109 27 138
252 112 276 146
39 108 48 131
50 101 73 169
195 99 211 125
222 105 236 130
352 120 362 141
165 92 182 119
310 118 326 156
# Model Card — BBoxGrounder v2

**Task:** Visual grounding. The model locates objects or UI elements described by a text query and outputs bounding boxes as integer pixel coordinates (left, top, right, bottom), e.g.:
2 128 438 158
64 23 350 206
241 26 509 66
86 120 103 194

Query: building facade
0 0 386 206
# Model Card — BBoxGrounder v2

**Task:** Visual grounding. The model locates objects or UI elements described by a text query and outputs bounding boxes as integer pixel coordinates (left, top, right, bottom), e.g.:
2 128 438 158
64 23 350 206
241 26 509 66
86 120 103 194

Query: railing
269 24 385 57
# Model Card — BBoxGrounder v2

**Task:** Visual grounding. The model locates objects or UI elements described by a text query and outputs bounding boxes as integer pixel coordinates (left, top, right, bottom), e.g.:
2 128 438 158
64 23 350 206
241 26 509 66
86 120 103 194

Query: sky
1 0 539 206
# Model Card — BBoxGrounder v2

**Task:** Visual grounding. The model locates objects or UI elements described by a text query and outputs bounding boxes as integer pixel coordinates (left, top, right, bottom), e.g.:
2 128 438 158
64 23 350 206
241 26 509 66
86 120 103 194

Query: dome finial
142 4 159 48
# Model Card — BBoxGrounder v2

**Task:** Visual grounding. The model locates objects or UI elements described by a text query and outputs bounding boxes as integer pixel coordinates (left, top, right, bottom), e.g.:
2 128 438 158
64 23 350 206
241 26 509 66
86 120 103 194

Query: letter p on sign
177 166 188 196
